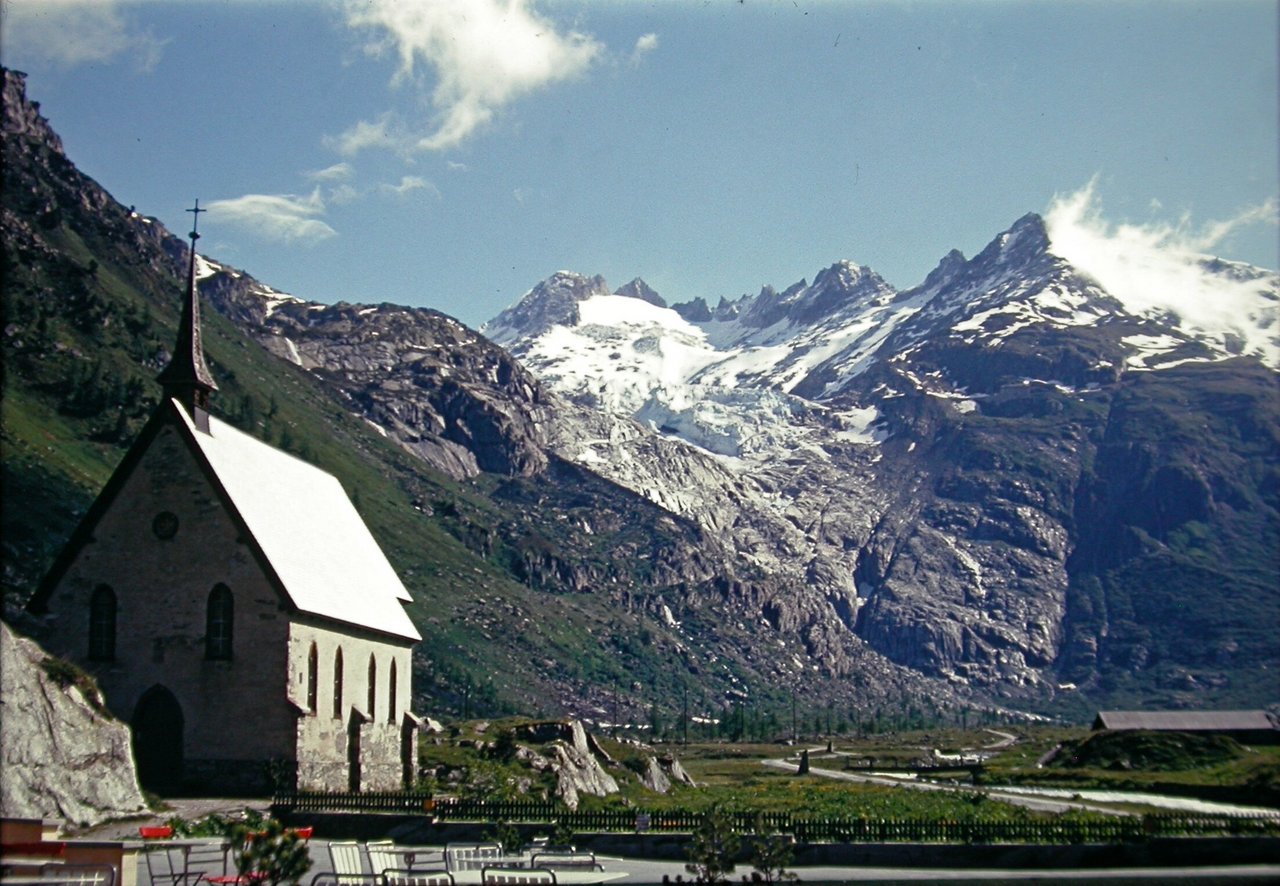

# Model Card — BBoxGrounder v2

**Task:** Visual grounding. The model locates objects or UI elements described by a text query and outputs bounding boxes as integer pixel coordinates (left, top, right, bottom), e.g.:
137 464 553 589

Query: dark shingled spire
157 200 218 431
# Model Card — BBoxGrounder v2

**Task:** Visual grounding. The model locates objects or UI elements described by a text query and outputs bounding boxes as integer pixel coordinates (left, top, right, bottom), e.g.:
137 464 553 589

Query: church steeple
157 200 218 431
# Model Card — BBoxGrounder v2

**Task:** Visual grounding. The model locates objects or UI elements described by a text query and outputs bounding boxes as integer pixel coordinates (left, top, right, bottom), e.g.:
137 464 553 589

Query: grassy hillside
0 71 816 723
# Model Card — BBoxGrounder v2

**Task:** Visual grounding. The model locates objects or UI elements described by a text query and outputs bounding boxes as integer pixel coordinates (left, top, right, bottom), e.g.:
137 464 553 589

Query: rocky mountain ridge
4 66 1276 718
2 67 936 724
480 209 1280 710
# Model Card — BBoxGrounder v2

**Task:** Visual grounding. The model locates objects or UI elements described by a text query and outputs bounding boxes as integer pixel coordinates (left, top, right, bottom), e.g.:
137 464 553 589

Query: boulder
548 721 618 810
511 720 618 810
666 756 696 787
0 621 147 826
638 754 696 793
638 757 670 793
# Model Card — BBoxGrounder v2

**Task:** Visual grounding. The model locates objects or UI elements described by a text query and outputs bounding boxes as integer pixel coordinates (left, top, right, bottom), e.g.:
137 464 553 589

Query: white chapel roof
174 401 421 642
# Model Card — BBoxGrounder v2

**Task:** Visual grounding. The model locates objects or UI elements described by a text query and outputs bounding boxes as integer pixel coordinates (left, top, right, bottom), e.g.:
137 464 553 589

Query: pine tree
685 805 739 884
747 815 798 885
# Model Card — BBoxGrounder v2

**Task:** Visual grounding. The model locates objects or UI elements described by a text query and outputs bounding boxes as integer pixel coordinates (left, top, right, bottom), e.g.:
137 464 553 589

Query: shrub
231 819 312 886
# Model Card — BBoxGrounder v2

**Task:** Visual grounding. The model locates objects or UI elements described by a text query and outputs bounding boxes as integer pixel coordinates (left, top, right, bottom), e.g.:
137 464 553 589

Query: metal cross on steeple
157 198 219 430
187 198 206 242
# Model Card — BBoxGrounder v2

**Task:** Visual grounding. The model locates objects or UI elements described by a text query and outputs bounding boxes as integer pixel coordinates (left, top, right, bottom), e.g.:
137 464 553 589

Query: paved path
982 729 1018 750
762 756 1131 816
304 840 1280 885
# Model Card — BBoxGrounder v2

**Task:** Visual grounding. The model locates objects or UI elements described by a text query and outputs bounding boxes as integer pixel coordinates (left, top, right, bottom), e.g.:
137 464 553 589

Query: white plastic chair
381 872 453 886
480 868 556 886
41 864 116 886
365 842 402 877
443 844 502 873
327 841 367 885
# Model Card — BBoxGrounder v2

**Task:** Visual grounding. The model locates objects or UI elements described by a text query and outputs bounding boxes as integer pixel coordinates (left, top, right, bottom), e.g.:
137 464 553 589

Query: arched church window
333 648 344 719
367 655 377 721
205 584 233 660
88 585 116 661
388 660 397 724
307 643 319 713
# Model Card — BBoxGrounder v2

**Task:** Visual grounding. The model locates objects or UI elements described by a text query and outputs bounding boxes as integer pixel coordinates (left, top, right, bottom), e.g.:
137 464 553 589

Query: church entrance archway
132 685 184 795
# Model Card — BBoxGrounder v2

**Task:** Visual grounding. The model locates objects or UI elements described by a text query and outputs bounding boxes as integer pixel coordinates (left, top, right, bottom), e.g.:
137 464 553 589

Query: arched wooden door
132 685 184 795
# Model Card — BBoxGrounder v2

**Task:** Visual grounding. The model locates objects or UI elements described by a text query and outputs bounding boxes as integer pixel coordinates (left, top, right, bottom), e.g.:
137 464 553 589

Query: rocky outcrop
638 755 696 793
638 757 670 793
2 70 64 154
0 621 147 826
512 720 618 810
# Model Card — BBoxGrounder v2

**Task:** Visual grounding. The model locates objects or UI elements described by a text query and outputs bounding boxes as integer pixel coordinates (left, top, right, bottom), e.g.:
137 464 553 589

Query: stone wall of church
36 419 297 791
289 620 414 791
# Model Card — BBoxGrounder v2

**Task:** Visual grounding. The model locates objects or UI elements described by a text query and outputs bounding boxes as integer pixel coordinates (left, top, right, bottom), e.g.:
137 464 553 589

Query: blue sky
4 0 1277 329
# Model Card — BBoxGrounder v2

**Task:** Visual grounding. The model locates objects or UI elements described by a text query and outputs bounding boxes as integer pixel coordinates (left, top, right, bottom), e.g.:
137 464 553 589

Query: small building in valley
26 211 423 795
1092 710 1279 745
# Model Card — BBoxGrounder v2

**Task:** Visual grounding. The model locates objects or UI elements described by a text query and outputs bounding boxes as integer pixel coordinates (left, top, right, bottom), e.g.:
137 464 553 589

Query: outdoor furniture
366 841 441 875
39 863 117 886
143 840 231 886
480 867 555 886
381 869 454 886
365 842 401 877
309 875 381 886
326 841 368 884
528 854 601 873
442 845 501 874
144 845 204 886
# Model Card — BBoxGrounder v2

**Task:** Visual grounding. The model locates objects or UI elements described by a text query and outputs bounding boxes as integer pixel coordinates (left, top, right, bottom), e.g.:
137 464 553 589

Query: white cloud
630 33 659 67
3 0 167 71
341 0 602 152
380 175 440 198
306 163 354 182
326 112 412 158
207 189 337 246
327 183 361 205
1045 179 1279 363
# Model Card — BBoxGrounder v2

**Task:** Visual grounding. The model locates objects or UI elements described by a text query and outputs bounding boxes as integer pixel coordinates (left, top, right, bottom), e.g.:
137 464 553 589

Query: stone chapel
26 210 423 795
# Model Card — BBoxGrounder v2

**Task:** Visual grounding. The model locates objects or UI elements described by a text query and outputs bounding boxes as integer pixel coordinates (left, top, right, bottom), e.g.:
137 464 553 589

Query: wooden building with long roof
1092 710 1279 745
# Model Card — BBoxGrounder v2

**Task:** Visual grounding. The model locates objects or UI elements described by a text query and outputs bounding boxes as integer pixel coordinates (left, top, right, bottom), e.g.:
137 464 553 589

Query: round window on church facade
152 511 179 540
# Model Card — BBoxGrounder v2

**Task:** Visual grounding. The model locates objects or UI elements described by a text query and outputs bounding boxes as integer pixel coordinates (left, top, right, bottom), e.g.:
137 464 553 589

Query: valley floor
764 752 1280 817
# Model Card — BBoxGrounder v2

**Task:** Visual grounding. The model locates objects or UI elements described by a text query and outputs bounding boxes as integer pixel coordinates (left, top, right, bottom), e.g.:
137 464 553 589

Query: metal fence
271 792 1280 844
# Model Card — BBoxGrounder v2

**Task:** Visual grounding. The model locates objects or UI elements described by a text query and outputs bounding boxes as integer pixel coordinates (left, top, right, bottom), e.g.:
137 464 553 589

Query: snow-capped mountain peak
482 271 611 344
1045 208 1280 368
487 211 1278 464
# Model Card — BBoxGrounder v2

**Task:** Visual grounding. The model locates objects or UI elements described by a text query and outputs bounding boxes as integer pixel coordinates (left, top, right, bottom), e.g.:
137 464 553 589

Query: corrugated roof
176 402 420 642
1094 710 1277 732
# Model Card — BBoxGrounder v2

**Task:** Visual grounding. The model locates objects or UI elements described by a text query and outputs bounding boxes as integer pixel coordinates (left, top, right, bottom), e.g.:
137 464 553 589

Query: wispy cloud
306 163 355 182
327 184 361 206
380 175 440 199
630 33 659 67
3 0 167 71
326 112 411 158
1045 178 1279 360
207 189 337 246
340 0 603 153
